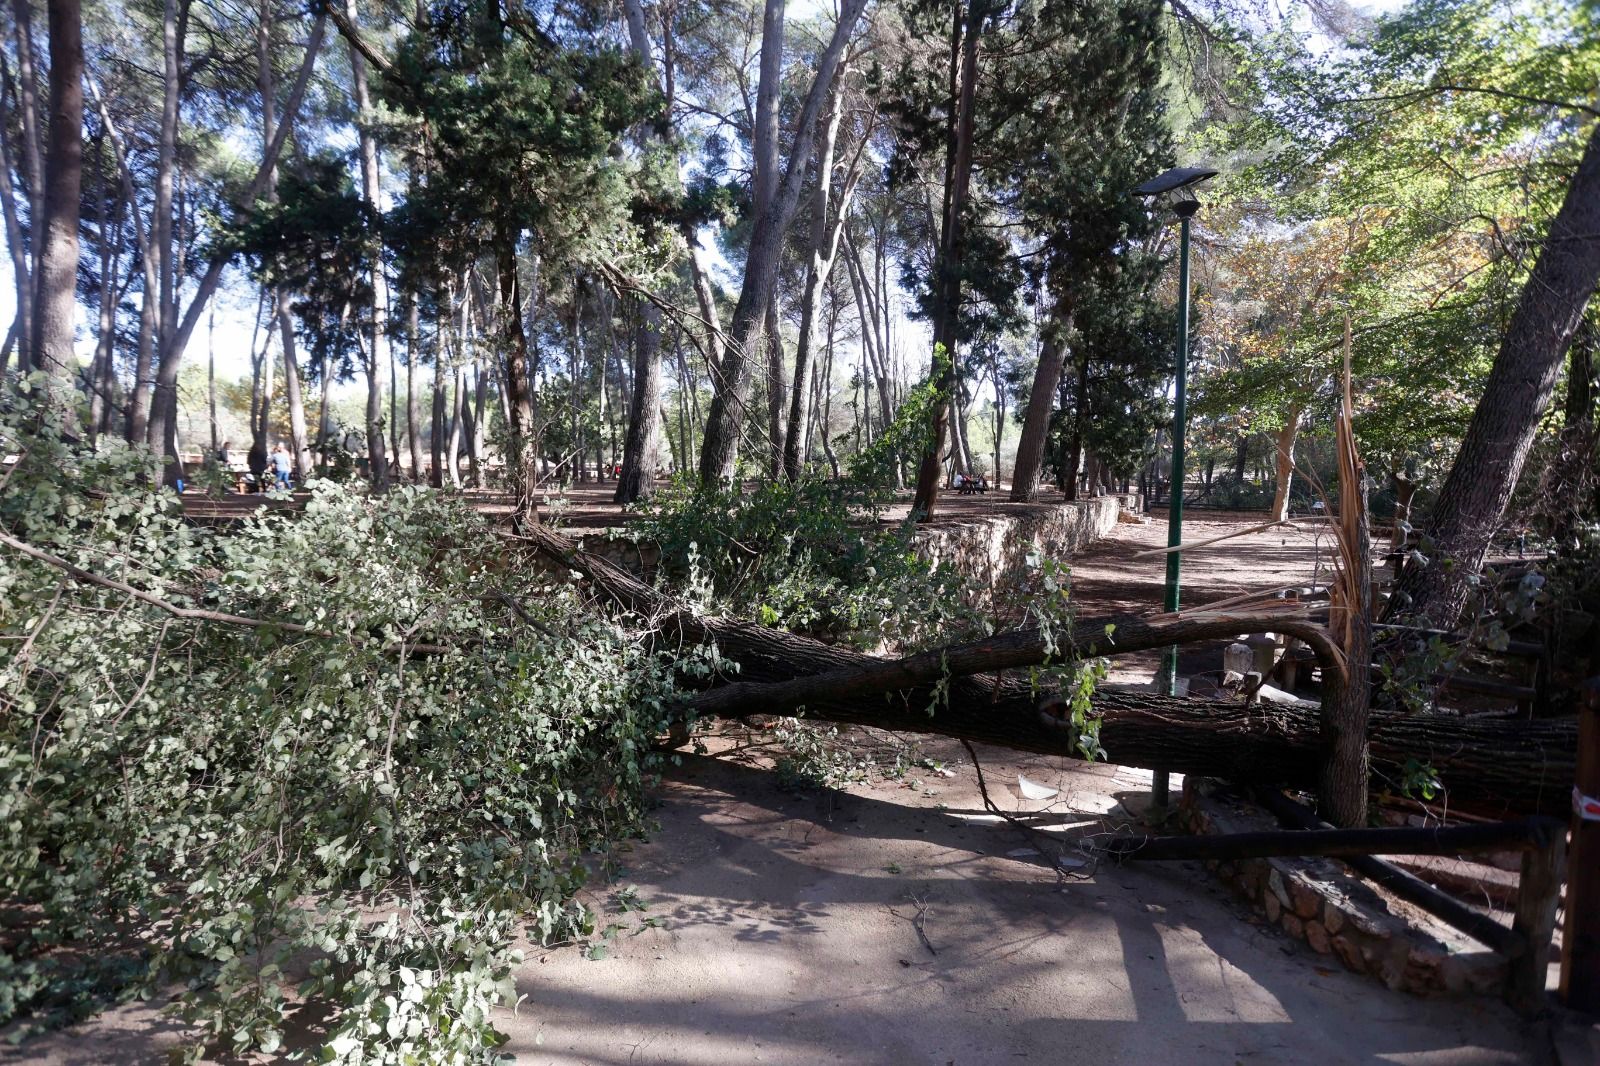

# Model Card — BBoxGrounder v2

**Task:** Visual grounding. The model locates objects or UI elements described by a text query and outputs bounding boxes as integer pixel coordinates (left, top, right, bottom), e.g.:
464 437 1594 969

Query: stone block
1330 934 1366 973
1288 875 1323 920
1282 913 1305 939
1305 920 1332 954
1264 892 1282 923
1267 866 1292 909
1323 900 1345 935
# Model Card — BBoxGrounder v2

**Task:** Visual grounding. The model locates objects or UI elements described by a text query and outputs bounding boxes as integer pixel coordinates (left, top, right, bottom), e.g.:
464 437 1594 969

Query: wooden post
1560 679 1600 1012
1509 828 1566 1015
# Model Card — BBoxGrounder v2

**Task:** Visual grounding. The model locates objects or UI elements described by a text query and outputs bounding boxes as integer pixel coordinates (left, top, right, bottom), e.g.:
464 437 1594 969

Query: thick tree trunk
1011 305 1070 501
33 0 84 403
1393 121 1600 629
496 231 539 512
521 525 1574 819
616 301 664 503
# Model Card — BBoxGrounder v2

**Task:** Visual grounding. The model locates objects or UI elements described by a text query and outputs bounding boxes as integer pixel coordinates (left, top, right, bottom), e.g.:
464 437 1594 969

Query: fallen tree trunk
518 526 1575 818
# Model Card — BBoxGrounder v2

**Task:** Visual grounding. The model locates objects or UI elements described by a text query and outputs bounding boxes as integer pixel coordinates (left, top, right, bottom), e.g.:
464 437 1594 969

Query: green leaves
0 394 683 1062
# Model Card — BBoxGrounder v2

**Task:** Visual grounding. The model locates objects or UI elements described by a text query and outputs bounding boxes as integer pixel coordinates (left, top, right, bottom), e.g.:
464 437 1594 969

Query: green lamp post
1133 165 1216 807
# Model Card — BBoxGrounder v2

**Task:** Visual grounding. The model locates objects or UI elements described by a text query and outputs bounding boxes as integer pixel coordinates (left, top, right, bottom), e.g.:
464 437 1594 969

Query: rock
1330 934 1365 973
1267 866 1292 910
1323 900 1345 935
1264 892 1282 923
1305 920 1332 955
1288 875 1322 920
1404 946 1446 992
1282 913 1305 939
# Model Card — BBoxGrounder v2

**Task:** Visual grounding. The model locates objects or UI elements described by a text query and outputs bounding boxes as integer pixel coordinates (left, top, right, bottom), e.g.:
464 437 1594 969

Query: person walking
271 443 293 491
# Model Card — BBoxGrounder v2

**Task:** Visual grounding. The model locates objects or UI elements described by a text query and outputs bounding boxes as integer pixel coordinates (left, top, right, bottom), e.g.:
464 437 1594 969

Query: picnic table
954 474 990 495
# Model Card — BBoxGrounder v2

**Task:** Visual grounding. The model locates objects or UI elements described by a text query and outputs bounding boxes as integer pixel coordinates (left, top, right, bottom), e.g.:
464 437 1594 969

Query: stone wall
908 495 1128 590
1179 778 1508 997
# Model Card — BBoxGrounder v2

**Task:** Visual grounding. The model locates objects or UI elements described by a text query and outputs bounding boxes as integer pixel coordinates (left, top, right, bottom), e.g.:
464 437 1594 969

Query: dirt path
10 515 1541 1065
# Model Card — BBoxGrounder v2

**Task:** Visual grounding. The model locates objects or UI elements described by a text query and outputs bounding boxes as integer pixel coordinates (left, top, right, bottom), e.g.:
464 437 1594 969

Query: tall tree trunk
1393 122 1600 628
911 0 983 519
430 287 448 487
406 294 425 481
616 299 664 503
1269 411 1300 522
1062 345 1089 501
447 368 464 488
142 11 324 471
695 0 868 482
1233 433 1248 482
784 88 851 481
764 298 786 479
345 0 389 488
32 0 84 406
89 156 120 440
1010 304 1070 501
495 230 539 512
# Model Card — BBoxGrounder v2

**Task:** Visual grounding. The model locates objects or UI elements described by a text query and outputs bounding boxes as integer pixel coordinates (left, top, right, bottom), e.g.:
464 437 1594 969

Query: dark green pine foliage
990 0 1175 481
231 157 375 383
380 0 664 281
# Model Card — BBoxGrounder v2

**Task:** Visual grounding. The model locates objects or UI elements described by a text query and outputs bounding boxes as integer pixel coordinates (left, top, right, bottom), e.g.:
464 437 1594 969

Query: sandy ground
498 742 1536 1066
8 511 1545 1065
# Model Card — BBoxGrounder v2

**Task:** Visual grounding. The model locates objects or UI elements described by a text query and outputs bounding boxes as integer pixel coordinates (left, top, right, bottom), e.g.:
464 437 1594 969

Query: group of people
954 472 991 495
216 440 294 492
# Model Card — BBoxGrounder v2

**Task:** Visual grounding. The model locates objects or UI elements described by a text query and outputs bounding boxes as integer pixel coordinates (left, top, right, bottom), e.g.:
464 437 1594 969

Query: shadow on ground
504 746 1538 1066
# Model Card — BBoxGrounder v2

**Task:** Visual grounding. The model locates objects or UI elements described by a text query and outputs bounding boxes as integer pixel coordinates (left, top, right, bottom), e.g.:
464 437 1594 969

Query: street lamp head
1132 166 1219 199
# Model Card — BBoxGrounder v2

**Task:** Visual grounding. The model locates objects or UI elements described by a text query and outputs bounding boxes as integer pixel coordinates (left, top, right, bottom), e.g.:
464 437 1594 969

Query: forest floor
10 512 1544 1065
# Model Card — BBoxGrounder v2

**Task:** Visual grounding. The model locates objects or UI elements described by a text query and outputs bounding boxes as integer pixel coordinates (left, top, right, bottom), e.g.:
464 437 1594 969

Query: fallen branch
517 523 1574 818
0 528 454 656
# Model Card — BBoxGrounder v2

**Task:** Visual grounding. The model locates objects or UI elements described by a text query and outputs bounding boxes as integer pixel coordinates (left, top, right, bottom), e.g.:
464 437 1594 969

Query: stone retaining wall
1180 778 1508 997
908 495 1128 590
570 494 1132 589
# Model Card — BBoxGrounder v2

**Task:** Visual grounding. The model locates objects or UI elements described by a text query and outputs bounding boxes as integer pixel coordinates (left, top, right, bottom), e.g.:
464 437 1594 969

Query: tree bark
1011 303 1071 501
496 229 538 512
8 0 43 372
1269 411 1300 522
783 86 854 480
344 0 389 488
616 300 664 503
1394 121 1600 628
32 0 84 403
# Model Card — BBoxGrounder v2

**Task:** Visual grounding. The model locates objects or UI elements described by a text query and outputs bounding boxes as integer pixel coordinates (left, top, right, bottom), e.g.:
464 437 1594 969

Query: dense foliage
0 388 707 1062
